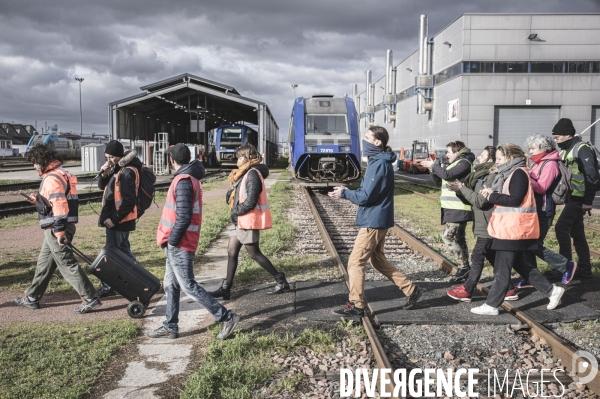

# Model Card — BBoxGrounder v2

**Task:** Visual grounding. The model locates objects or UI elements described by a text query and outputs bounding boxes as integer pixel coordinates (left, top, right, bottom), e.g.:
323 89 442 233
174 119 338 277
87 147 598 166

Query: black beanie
105 140 124 157
552 118 576 136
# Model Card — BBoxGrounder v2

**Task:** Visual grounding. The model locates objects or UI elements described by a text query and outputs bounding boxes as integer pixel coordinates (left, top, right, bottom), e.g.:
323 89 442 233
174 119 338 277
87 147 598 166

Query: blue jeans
525 216 568 274
102 229 137 290
163 246 230 332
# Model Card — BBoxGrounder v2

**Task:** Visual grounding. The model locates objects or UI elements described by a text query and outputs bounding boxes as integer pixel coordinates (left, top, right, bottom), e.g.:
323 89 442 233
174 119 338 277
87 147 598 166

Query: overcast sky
1 0 599 141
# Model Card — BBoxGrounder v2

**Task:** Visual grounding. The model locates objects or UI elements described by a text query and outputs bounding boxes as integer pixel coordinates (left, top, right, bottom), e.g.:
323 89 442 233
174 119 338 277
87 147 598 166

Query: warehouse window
531 62 564 73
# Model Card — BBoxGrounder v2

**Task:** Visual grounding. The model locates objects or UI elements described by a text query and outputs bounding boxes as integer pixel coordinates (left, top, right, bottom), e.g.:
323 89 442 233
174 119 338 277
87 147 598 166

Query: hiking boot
74 298 102 314
333 302 364 317
14 296 40 310
547 285 565 310
94 287 117 298
446 285 472 302
209 280 231 300
449 267 470 283
573 269 593 279
470 303 499 316
504 287 519 301
562 261 577 285
404 285 422 310
217 313 240 340
514 280 532 289
266 272 290 295
147 326 178 339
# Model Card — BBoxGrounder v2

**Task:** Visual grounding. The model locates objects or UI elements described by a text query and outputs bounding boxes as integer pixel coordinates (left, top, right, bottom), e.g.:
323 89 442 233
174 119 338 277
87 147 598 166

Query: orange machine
402 141 434 174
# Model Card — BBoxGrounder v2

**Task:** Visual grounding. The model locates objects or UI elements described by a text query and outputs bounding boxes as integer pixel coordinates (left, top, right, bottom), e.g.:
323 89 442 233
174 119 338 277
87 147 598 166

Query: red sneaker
446 285 472 302
504 287 519 301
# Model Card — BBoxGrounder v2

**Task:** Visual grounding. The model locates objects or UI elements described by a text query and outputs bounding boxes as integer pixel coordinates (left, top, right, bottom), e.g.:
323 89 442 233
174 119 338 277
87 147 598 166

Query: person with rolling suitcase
14 144 101 313
148 144 240 340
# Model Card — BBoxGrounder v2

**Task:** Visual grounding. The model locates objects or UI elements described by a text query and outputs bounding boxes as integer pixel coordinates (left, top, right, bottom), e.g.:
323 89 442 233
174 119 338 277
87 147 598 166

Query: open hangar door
108 73 279 166
493 107 560 147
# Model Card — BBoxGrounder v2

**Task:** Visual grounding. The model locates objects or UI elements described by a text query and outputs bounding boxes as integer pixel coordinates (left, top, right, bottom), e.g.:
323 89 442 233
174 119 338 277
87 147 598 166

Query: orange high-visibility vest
237 168 272 230
105 166 139 224
156 174 203 252
487 167 540 240
38 168 79 233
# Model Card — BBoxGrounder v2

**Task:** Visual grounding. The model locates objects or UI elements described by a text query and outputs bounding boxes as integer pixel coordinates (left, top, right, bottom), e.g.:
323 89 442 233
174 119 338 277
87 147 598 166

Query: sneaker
504 288 519 301
94 287 117 298
147 326 178 339
470 303 499 316
547 285 565 310
74 298 102 314
332 302 365 317
14 296 40 310
446 285 472 302
217 313 240 340
561 261 577 285
449 267 470 283
404 286 422 310
515 280 533 289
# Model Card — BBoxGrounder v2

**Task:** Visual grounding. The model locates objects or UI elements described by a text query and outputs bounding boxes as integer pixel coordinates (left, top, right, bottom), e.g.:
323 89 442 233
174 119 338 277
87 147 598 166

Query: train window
305 114 348 135
222 128 242 141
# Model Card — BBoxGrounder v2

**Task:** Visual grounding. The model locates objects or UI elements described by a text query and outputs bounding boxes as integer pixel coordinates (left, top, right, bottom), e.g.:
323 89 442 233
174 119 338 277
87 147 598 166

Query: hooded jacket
230 163 270 226
164 160 205 247
342 150 397 229
529 150 561 219
98 150 143 232
431 151 476 224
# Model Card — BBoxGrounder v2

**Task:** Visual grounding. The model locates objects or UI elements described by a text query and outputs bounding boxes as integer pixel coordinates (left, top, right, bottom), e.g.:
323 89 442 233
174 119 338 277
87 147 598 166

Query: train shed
108 73 279 165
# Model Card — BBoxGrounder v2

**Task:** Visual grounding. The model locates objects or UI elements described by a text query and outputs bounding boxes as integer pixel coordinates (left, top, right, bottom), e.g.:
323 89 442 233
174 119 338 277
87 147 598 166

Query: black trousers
464 237 496 294
555 201 591 275
486 250 553 308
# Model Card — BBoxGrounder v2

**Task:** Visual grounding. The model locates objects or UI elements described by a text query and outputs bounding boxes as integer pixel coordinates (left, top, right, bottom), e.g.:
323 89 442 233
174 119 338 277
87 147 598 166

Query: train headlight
220 146 224 150
339 145 351 152
306 145 317 152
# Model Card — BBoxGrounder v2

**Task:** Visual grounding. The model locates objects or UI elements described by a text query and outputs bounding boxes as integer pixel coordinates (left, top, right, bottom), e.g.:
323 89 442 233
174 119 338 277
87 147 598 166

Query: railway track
302 186 599 397
0 170 228 218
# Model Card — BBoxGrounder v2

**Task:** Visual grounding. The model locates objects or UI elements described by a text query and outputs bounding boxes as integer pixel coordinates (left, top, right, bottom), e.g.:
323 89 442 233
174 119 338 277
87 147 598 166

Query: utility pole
75 77 84 135
291 84 298 99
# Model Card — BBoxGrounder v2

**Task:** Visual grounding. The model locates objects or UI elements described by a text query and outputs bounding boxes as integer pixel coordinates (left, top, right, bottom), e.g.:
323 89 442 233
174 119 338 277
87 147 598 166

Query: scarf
227 158 261 210
455 147 472 160
491 157 526 193
362 140 382 158
463 162 494 190
530 152 548 165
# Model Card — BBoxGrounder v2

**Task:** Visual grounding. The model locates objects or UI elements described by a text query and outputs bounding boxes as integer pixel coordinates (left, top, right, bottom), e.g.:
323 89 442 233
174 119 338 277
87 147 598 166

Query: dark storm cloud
0 0 599 135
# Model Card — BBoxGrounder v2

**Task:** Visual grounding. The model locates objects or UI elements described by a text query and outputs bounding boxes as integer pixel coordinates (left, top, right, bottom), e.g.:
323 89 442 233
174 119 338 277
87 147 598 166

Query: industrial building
356 13 600 155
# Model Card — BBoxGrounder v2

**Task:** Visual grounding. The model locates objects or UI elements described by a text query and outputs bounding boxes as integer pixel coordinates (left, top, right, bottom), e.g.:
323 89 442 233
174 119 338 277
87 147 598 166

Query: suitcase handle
69 244 95 265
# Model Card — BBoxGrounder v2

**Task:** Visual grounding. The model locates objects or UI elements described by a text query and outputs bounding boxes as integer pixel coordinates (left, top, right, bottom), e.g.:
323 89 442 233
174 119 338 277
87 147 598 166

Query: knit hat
552 118 576 136
104 140 124 157
167 143 191 164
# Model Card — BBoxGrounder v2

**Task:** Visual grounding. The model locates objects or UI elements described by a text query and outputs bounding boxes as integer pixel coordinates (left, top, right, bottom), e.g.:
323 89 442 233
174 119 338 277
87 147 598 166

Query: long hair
25 144 62 172
236 144 262 162
496 143 529 167
483 145 496 162
368 126 389 149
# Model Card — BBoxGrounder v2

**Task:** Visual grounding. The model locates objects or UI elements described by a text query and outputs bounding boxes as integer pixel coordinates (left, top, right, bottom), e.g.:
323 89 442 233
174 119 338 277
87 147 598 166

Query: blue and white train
289 94 361 183
215 124 258 166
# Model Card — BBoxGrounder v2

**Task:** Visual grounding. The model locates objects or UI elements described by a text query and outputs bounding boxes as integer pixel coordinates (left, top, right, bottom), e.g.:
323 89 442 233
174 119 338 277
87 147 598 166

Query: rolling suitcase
71 244 161 319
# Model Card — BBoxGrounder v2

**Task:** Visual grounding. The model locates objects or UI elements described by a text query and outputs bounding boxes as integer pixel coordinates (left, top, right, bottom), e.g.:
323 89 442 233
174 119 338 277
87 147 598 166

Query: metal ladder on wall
153 132 170 175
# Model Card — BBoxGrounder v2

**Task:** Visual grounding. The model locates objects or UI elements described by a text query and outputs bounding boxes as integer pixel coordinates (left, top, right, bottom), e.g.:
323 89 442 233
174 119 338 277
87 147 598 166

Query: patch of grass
0 179 27 185
181 328 338 399
0 320 137 399
196 197 231 255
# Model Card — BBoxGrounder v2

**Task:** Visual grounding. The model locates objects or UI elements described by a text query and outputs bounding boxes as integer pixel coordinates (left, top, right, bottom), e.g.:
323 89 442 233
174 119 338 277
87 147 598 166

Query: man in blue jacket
329 126 422 316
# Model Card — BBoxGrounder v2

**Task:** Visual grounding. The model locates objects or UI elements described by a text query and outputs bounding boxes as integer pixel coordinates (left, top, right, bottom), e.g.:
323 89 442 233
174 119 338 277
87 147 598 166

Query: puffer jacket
229 164 270 226
432 151 475 224
459 172 496 239
342 150 397 229
98 150 143 231
529 150 561 219
167 160 205 247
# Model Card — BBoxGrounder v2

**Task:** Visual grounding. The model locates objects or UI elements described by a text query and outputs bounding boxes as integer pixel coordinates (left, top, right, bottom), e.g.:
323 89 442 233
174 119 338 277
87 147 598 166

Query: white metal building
357 14 600 154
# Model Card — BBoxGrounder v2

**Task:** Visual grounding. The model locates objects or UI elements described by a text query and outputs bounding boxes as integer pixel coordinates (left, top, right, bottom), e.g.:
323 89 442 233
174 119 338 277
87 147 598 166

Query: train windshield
305 115 348 135
221 128 242 141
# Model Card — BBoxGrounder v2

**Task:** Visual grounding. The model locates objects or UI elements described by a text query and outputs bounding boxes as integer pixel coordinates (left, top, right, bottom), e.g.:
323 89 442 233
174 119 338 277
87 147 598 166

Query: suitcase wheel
127 301 146 319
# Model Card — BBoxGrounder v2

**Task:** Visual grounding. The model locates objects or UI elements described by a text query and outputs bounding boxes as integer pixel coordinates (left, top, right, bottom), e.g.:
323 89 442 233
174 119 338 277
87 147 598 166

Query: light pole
75 77 84 135
291 84 298 99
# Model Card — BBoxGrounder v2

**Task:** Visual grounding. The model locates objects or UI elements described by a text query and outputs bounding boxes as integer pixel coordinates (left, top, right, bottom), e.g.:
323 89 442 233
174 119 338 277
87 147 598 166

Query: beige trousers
348 228 415 309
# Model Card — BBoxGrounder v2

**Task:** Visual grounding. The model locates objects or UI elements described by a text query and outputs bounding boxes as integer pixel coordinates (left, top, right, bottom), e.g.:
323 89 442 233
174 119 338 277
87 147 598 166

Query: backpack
538 160 572 205
120 165 157 219
572 141 600 191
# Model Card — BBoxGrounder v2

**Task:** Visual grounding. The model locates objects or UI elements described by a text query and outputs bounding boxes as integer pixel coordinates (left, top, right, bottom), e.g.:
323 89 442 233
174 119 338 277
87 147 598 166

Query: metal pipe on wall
418 15 428 75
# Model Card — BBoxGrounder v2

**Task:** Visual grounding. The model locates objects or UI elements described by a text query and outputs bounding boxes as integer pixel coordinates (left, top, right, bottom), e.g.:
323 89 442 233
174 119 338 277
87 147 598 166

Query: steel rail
302 187 398 398
389 223 600 395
